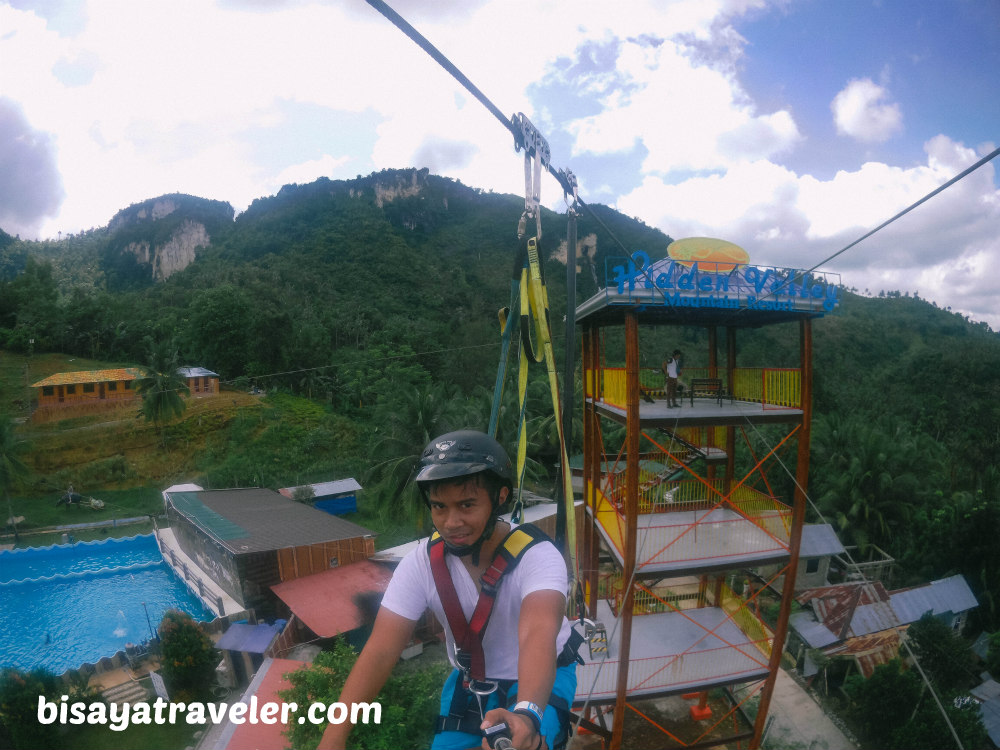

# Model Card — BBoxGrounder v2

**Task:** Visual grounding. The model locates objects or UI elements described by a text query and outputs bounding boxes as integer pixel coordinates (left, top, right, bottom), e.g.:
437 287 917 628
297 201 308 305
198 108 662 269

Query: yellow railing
598 574 773 661
591 367 801 408
732 368 801 407
602 368 626 407
727 484 793 537
603 471 790 534
717 581 774 658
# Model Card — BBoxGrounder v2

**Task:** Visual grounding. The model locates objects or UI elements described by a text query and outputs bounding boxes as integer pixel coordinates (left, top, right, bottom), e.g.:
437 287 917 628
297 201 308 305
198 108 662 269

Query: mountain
101 193 235 288
2 168 1000 631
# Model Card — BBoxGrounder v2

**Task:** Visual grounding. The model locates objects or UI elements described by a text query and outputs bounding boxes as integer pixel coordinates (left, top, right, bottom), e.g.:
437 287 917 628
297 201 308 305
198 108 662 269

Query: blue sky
1 0 998 327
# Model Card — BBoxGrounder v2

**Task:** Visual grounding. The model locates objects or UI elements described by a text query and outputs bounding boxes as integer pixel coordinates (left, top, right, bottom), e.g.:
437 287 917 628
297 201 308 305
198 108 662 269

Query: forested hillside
1 168 998 630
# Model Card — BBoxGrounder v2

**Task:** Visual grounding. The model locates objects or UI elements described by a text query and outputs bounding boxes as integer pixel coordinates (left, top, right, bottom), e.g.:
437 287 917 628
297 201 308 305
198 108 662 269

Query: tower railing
596 367 802 408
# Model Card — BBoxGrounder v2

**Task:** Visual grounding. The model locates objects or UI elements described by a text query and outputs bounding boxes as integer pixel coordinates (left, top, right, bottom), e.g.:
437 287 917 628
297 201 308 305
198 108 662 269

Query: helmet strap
441 486 505 564
443 513 499 564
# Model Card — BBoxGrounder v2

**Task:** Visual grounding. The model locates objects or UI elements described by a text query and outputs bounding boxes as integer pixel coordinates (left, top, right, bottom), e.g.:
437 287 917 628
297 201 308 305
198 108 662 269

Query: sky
2 0 999 327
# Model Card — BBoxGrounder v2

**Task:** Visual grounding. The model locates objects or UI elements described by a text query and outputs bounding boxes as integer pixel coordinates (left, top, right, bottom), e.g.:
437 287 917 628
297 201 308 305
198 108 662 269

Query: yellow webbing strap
512 237 578 589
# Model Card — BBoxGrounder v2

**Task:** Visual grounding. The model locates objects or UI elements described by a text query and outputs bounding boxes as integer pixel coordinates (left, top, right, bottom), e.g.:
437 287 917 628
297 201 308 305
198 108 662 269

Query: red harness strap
428 525 547 682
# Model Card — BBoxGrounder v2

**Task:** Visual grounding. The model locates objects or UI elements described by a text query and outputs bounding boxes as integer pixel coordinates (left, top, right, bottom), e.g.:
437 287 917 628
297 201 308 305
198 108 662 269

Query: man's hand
481 708 545 750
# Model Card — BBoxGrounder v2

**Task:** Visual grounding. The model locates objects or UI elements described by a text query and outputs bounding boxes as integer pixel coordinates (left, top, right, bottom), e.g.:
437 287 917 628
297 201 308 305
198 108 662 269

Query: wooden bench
688 378 729 407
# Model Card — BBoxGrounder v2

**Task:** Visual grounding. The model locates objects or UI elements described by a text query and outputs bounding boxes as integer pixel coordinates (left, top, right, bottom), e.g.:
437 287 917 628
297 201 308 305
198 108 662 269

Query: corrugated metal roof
825 630 902 678
890 574 978 622
31 368 142 388
798 581 890 638
848 600 902 637
790 611 839 648
972 681 1000 746
280 478 362 499
800 524 845 558
972 680 1000 702
177 366 219 378
164 488 375 554
980 698 1000 748
216 622 283 653
169 491 248 540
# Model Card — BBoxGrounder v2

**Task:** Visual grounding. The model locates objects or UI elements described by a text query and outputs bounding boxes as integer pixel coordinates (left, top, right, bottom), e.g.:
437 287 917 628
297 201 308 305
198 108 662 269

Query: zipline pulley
513 112 549 240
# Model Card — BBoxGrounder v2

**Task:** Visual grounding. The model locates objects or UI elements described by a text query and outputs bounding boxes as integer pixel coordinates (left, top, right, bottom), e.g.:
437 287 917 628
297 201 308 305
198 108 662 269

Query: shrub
157 609 218 703
279 641 447 750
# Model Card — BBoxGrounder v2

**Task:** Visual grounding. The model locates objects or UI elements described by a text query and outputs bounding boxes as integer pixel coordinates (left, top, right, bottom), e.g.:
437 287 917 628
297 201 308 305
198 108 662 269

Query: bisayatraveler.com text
38 694 380 732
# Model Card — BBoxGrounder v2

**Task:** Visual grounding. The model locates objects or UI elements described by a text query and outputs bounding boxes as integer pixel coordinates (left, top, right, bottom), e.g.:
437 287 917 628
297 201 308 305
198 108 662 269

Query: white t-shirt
667 358 679 378
380 527 573 680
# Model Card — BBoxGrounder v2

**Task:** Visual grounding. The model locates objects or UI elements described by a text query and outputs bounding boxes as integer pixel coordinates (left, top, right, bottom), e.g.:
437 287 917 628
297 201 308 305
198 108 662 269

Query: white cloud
2 1 997 332
272 155 352 191
563 27 800 174
831 78 902 143
616 135 1000 328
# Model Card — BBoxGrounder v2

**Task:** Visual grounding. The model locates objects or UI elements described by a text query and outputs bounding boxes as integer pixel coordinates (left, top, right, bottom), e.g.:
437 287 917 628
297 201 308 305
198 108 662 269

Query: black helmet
415 430 513 562
415 430 513 487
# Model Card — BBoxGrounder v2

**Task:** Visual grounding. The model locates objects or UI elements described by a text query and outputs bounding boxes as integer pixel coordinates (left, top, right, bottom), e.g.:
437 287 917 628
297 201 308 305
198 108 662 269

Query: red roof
823 629 903 678
223 658 307 750
271 560 394 638
797 581 890 638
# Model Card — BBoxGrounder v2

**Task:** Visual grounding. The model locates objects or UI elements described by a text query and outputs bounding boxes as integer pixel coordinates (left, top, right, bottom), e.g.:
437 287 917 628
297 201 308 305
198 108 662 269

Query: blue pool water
0 535 214 675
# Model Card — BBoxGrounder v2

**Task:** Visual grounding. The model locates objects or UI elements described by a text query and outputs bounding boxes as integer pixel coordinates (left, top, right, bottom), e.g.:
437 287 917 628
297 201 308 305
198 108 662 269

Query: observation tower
572 242 840 748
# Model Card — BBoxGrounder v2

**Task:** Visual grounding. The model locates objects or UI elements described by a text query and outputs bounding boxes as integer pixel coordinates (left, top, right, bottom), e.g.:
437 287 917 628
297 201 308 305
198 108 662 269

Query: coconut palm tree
813 415 934 554
133 341 190 446
366 381 466 527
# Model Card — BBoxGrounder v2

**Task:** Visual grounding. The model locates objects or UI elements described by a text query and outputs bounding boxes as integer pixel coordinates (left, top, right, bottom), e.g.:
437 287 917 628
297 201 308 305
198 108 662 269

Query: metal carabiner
468 678 499 722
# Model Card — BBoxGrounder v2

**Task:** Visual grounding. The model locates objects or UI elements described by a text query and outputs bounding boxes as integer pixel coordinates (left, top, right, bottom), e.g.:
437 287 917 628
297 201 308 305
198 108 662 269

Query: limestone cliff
105 194 234 284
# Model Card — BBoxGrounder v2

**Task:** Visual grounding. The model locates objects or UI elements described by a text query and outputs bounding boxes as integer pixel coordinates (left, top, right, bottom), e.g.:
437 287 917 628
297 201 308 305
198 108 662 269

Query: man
663 349 683 407
318 430 578 750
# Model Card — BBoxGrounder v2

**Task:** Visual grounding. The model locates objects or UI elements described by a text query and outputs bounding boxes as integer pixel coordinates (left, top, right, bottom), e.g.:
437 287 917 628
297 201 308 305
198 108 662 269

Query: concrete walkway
155 527 244 617
765 668 857 750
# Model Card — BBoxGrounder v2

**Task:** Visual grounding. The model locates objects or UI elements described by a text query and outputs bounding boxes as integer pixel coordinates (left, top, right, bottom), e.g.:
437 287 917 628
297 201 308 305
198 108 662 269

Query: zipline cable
365 0 585 589
363 0 637 261
741 417 966 749
371 0 998 305
804 145 1000 279
360 5 988 742
723 144 1000 316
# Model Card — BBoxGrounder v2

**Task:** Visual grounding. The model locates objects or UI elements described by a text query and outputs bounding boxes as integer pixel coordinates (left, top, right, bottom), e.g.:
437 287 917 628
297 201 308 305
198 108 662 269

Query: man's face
428 478 497 547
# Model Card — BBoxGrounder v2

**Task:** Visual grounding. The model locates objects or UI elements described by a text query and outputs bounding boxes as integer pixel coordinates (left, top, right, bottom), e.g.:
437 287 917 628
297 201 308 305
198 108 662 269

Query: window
66 385 76 395
42 386 54 397
123 381 131 390
107 382 117 391
83 383 95 393
805 558 820 574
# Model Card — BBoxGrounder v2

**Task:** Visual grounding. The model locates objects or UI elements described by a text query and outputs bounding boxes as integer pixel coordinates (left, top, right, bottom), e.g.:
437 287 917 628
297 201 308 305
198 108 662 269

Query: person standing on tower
663 349 683 408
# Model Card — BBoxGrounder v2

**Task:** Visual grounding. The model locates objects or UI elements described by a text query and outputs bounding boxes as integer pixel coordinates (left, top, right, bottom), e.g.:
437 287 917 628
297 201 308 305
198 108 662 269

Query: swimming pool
0 534 214 675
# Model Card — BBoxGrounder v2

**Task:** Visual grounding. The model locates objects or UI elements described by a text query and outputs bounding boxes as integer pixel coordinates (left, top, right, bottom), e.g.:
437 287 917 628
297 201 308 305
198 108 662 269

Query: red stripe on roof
271 560 394 638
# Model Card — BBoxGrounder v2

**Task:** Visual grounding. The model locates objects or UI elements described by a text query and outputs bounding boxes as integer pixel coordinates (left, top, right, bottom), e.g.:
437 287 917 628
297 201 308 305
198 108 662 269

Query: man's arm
481 589 565 749
317 607 417 750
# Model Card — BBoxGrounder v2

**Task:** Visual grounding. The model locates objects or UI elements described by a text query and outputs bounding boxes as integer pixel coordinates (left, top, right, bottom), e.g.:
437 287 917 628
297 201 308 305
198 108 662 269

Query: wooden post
583 324 599 619
750 318 812 748
725 326 737 494
611 313 641 749
707 325 717 378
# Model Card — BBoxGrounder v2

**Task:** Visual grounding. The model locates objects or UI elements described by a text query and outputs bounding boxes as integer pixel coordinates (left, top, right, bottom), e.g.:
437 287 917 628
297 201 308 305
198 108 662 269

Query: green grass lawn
5 485 164 534
63 708 201 750
13 520 155 549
